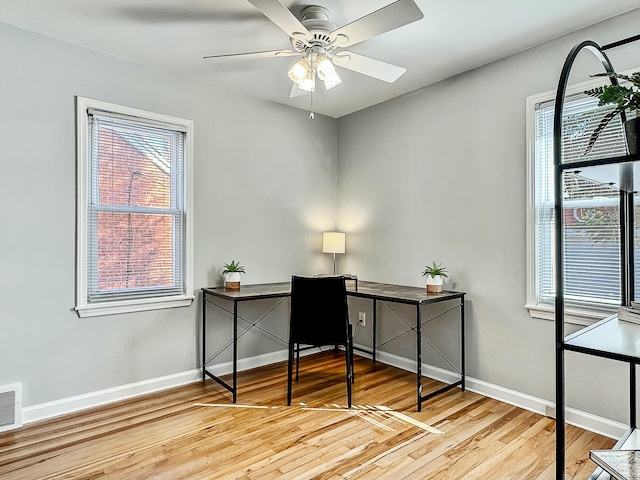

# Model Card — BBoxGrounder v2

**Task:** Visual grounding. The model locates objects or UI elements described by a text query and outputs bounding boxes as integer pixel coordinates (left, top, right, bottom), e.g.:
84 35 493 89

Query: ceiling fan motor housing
290 6 336 51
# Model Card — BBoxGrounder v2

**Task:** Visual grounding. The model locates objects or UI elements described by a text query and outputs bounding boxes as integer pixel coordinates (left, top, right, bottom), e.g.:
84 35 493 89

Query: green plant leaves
222 260 245 274
583 71 640 155
422 261 448 278
583 109 622 155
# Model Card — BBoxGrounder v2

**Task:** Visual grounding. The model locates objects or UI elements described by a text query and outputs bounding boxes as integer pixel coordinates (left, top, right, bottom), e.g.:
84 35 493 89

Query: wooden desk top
349 281 464 305
202 282 291 301
202 280 465 305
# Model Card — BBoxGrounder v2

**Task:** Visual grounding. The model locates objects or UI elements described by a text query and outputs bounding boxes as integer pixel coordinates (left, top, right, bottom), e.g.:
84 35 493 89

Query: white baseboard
363 346 626 440
23 346 627 440
204 347 320 378
22 348 320 425
23 369 201 424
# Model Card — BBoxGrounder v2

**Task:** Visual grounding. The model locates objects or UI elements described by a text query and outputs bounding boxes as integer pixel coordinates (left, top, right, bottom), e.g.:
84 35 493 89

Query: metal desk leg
631 363 637 429
416 304 422 412
373 299 377 365
202 291 207 381
232 300 238 403
461 297 466 392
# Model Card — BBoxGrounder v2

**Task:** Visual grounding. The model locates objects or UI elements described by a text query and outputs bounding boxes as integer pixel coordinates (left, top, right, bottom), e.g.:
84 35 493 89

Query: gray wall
0 23 337 407
3 8 640 423
337 10 640 422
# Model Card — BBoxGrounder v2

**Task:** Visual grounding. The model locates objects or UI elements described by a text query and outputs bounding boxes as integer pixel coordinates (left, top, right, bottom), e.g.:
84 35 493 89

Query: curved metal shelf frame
553 36 640 479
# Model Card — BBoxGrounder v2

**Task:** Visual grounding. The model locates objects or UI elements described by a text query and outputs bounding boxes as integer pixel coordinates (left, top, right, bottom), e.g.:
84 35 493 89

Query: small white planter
225 272 242 290
426 275 443 293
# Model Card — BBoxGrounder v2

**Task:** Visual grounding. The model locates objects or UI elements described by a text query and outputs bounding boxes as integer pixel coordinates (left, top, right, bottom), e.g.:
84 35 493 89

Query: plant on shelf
422 261 448 294
222 260 245 290
583 71 640 155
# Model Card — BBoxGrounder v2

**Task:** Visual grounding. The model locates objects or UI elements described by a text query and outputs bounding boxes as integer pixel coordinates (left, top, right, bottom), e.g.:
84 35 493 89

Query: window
526 74 637 323
76 97 193 317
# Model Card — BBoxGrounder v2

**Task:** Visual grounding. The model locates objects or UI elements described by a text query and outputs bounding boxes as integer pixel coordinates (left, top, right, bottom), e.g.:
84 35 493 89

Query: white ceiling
1 0 639 117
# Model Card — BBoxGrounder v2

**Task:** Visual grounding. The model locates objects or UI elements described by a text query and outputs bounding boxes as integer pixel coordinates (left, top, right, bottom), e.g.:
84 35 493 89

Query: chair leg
348 324 355 384
287 341 294 406
346 324 353 408
350 338 355 384
295 343 300 382
345 347 352 408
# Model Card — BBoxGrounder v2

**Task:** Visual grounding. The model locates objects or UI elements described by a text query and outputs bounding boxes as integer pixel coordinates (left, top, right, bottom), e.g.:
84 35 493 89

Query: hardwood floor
0 352 614 479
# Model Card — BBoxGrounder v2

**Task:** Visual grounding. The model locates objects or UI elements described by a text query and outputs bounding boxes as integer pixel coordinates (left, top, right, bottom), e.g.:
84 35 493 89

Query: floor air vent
0 383 22 432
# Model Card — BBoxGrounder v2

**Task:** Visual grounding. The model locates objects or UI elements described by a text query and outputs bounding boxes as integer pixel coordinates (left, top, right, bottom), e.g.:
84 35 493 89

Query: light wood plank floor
0 352 614 479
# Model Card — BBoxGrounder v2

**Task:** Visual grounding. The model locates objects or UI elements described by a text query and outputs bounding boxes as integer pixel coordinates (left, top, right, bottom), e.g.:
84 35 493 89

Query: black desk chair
287 275 354 408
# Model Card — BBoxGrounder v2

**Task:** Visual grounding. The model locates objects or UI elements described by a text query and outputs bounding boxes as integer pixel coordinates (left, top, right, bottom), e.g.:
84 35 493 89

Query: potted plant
422 261 448 294
583 71 640 155
222 260 245 290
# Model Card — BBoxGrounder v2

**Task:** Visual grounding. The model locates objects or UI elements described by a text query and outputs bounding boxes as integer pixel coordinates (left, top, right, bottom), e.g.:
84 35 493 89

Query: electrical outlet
358 312 366 326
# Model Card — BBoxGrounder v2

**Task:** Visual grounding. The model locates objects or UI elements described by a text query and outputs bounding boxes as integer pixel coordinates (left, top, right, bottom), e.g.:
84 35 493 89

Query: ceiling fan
204 0 424 97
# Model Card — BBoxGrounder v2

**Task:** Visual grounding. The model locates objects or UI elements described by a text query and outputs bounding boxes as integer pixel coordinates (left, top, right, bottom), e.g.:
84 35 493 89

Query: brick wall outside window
96 130 175 291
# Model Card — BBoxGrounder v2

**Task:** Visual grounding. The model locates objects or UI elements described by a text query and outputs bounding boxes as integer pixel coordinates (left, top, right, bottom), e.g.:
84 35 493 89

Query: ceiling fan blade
289 84 308 98
333 51 406 83
203 49 300 62
247 0 311 41
117 6 263 24
330 0 423 48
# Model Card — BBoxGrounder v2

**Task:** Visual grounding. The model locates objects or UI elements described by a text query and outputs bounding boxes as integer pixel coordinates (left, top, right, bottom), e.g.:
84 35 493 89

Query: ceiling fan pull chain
309 91 315 120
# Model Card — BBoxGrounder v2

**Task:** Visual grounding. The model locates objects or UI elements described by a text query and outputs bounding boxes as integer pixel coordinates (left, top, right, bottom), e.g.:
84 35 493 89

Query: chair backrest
289 276 349 347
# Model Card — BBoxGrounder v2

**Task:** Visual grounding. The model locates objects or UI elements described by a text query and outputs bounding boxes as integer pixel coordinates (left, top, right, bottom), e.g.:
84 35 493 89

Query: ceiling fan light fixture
315 54 342 90
316 55 335 76
319 68 342 90
288 57 310 84
299 70 316 92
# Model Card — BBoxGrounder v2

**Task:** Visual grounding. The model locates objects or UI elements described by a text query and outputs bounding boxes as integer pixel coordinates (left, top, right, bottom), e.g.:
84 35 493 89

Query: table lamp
322 232 345 275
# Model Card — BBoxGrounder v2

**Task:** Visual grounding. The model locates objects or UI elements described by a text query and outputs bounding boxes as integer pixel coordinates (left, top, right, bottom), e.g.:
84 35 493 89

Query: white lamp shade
322 232 345 254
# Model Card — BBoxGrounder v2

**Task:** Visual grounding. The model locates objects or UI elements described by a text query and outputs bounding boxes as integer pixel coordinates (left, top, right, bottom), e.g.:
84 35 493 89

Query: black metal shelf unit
554 36 640 479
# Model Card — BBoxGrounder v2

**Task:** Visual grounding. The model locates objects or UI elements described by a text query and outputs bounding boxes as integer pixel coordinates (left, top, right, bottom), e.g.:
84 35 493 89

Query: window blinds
86 113 186 303
535 95 631 309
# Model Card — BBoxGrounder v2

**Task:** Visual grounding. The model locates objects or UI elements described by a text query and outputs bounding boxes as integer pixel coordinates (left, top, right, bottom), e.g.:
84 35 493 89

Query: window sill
525 303 612 326
76 295 195 318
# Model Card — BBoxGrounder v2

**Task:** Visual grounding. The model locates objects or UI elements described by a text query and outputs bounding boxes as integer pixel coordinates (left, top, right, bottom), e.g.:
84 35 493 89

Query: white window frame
75 97 194 317
525 69 637 325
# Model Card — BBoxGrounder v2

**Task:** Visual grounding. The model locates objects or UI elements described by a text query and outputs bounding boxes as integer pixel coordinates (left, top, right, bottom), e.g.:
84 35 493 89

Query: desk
201 281 465 411
349 281 466 411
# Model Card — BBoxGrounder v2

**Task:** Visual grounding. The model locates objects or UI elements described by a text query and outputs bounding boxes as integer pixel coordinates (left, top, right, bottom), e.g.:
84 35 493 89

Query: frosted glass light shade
288 58 309 84
317 55 342 90
322 232 345 254
320 69 341 90
316 55 335 76
299 70 316 92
